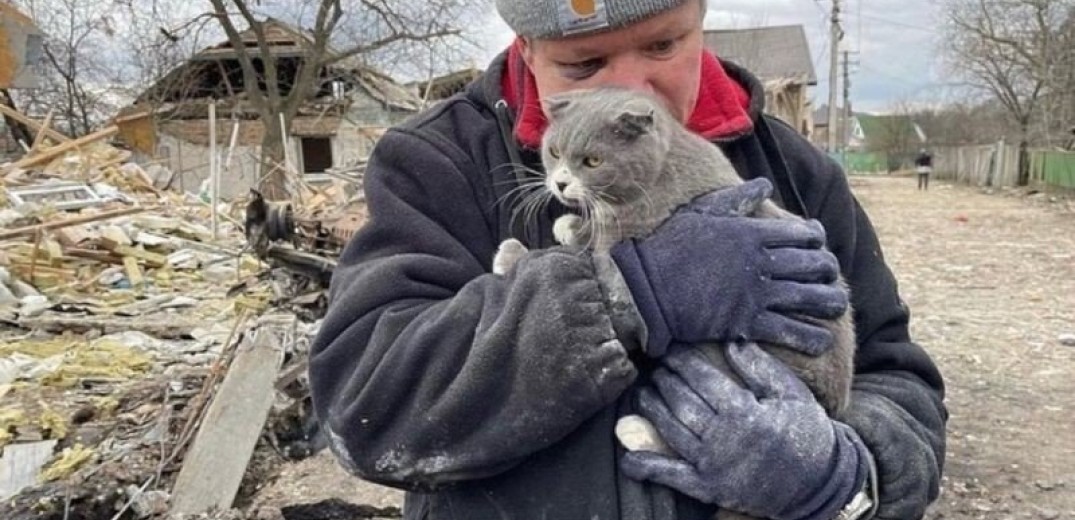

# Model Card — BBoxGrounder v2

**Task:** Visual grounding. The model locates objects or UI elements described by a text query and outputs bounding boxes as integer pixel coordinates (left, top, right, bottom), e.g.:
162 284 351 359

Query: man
310 1 947 519
915 149 933 190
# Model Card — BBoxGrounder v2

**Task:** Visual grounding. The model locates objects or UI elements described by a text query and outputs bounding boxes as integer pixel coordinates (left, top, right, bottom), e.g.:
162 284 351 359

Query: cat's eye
549 146 561 159
583 156 603 168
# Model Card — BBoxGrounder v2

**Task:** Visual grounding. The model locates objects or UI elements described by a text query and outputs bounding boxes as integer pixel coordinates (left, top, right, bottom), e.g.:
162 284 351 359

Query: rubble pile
0 110 363 519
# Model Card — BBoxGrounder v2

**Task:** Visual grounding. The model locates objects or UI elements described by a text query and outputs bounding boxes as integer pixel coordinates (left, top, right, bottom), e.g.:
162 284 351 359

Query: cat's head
539 88 674 209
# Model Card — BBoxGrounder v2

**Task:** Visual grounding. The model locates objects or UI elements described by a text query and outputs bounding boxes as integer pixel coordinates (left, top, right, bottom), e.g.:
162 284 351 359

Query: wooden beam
0 206 152 241
6 125 118 171
168 321 287 516
29 109 55 151
0 104 69 143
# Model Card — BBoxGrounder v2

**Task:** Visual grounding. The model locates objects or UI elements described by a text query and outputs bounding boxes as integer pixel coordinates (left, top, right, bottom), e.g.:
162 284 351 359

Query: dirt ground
851 175 1075 519
254 175 1075 519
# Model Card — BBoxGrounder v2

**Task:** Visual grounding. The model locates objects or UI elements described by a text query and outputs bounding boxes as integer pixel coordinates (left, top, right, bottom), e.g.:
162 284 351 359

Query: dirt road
255 175 1075 519
851 175 1075 519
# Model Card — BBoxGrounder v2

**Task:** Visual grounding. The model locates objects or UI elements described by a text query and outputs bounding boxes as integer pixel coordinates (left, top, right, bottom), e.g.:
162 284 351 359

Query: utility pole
826 0 843 154
842 50 852 152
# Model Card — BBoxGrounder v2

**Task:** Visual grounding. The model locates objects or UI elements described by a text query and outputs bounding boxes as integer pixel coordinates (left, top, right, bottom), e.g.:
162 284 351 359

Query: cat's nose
555 181 569 193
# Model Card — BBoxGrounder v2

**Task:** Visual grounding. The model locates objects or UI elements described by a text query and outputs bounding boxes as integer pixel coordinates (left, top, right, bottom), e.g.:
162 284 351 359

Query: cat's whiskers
510 187 553 241
493 179 547 209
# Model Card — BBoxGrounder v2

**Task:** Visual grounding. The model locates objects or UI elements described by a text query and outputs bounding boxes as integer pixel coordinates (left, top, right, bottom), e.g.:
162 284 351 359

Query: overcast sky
467 0 953 114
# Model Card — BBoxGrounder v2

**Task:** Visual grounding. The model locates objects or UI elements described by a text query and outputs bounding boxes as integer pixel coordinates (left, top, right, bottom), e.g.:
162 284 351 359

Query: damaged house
115 19 422 198
703 25 817 137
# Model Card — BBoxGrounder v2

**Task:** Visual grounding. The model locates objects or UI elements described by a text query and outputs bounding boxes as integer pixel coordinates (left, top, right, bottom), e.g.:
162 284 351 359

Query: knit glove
610 178 847 357
620 343 870 520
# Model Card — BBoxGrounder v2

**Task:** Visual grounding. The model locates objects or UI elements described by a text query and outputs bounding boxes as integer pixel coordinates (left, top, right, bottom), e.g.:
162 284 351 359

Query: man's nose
599 56 655 94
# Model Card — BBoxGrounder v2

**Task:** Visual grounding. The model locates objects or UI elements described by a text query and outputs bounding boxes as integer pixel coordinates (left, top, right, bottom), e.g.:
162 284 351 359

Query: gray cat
492 87 855 519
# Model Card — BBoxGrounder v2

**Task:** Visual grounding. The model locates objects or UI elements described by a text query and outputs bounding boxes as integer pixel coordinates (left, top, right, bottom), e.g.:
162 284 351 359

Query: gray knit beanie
496 0 692 39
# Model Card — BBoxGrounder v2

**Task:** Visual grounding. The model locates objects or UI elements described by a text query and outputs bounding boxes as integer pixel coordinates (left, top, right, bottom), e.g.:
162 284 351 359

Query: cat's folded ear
614 109 655 140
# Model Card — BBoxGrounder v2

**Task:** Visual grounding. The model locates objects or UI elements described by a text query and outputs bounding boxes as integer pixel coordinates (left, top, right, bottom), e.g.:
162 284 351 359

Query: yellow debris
38 444 95 482
37 405 68 440
91 396 120 416
0 407 28 449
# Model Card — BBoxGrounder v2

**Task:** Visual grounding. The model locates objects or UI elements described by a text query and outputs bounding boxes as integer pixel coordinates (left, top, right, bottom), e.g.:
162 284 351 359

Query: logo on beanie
569 0 596 16
558 0 609 35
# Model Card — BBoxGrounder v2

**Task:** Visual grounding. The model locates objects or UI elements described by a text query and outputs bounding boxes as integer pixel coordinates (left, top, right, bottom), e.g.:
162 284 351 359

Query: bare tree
205 0 483 198
943 0 1070 184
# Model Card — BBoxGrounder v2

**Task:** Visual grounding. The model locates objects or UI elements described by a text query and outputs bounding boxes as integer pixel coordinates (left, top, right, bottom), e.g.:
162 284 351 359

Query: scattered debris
1 99 358 519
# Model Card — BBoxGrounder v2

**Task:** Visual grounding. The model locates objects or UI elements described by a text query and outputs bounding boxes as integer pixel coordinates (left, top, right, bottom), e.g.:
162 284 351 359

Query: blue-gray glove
610 178 847 358
620 343 870 520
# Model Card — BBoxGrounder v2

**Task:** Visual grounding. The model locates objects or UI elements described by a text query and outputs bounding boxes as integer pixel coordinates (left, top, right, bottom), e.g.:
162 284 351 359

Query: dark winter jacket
310 50 947 520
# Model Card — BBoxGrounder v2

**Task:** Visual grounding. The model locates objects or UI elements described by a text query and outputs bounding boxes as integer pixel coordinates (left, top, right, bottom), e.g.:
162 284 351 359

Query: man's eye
647 39 676 55
560 58 603 79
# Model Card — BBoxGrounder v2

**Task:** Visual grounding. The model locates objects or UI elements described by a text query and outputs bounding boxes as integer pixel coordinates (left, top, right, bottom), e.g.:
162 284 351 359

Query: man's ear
614 108 655 140
518 36 534 68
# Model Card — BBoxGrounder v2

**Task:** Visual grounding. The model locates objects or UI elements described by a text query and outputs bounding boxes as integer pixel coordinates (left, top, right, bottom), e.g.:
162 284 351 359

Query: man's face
520 0 705 124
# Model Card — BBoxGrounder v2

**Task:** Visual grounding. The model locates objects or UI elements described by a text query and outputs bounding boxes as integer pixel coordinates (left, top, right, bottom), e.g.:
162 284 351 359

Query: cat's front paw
492 238 528 275
615 414 674 456
553 214 585 246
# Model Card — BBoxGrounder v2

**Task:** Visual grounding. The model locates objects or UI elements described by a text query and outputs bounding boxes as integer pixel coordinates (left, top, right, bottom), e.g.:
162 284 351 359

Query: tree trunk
1018 120 1031 186
0 89 33 146
259 116 288 200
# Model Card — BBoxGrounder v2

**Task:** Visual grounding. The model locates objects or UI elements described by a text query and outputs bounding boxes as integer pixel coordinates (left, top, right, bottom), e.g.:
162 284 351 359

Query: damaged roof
703 25 817 85
131 18 421 113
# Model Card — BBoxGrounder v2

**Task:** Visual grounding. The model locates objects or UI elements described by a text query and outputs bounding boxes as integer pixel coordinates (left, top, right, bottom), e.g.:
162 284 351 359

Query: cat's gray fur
493 87 855 520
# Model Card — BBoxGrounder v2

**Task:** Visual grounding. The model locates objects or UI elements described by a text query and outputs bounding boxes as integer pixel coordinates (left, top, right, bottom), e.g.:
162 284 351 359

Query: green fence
829 151 890 173
1029 150 1075 189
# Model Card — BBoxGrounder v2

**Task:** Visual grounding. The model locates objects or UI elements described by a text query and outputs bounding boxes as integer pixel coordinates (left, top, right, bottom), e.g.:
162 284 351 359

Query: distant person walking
915 149 933 190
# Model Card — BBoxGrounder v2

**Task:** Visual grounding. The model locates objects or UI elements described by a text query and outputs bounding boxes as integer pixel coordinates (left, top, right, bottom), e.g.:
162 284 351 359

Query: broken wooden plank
0 206 151 241
168 321 287 516
28 110 55 151
123 256 144 286
0 440 58 501
0 104 70 144
7 125 119 171
111 245 167 267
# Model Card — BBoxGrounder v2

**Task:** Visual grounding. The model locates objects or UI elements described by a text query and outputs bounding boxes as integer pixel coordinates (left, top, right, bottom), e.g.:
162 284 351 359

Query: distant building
704 25 817 136
115 18 423 197
409 67 483 104
0 3 44 89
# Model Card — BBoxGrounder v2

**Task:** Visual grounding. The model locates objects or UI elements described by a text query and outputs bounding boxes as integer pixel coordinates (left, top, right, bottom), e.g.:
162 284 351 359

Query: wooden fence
933 142 1020 187
933 142 1075 190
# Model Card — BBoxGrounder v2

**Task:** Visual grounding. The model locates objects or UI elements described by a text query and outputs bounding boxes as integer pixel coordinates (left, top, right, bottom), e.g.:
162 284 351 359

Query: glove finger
686 178 773 217
756 218 827 249
620 451 713 504
651 368 715 435
751 312 836 356
614 451 713 500
724 342 813 400
637 386 704 458
765 280 848 319
663 346 752 413
764 248 840 284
